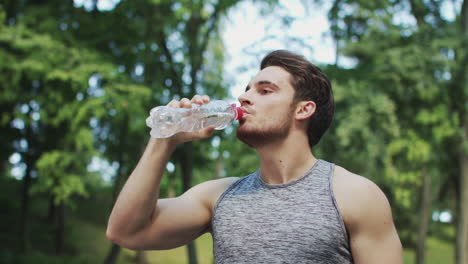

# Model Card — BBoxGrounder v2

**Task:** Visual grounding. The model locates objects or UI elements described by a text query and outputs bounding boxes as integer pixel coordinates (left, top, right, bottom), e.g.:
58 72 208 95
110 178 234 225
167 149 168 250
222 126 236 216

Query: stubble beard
236 109 294 148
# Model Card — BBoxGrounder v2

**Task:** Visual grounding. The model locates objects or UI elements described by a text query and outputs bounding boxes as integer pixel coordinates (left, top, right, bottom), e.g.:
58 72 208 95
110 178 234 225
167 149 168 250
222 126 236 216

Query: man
106 50 403 263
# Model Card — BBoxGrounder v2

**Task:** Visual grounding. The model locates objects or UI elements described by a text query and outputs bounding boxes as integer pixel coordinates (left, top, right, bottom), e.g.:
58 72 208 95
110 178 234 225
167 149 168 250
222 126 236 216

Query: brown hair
260 50 335 148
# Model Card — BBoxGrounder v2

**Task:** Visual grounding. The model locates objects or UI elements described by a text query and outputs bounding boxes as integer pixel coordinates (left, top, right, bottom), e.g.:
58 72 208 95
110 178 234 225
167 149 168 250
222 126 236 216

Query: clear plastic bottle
146 100 243 138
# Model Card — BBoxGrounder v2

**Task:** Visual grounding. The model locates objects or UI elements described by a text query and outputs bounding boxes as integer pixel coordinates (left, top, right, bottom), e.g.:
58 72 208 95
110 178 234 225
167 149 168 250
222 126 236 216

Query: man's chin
236 128 257 148
236 127 283 148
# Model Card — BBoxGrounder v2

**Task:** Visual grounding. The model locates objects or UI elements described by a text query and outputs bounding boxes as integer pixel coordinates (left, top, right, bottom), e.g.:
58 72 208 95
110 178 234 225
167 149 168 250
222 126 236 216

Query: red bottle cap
232 104 243 120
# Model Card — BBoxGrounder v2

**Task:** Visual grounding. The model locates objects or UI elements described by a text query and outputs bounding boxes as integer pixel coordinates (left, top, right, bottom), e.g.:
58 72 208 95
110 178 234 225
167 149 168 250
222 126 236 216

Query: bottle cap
231 104 243 120
235 107 243 120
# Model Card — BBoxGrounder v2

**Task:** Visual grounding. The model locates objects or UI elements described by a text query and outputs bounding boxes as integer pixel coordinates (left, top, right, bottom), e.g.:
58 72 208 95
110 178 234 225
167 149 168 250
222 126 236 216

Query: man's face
236 66 297 147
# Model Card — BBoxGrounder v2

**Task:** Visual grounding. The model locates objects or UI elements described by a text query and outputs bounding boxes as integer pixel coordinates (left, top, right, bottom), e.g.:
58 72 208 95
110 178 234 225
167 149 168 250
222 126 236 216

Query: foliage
319 0 466 256
1 0 465 262
0 0 268 261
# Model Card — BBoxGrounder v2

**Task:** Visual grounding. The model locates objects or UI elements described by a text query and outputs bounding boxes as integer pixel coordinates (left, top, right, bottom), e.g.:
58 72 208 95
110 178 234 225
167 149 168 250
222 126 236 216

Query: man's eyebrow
257 80 279 89
245 80 280 92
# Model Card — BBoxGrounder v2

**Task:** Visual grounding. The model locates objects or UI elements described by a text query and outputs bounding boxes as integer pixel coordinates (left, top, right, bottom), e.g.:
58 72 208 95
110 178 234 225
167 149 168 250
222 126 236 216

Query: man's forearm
106 137 176 240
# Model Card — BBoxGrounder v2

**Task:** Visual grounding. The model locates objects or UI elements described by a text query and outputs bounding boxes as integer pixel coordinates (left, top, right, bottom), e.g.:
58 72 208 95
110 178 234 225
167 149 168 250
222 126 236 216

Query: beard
236 108 294 148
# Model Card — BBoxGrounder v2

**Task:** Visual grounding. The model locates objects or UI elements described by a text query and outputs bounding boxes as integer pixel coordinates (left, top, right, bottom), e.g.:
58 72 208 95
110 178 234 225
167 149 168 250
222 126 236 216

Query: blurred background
0 0 467 263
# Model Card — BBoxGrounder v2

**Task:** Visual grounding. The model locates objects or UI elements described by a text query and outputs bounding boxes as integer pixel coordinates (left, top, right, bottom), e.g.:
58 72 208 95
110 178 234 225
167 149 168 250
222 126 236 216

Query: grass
0 176 455 264
72 212 452 264
70 216 213 264
7 211 457 264
70 194 215 264
403 236 454 264
136 234 214 264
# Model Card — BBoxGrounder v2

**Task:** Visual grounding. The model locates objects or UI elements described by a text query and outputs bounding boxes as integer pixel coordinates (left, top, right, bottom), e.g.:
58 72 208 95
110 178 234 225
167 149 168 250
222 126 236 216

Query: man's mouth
240 107 251 115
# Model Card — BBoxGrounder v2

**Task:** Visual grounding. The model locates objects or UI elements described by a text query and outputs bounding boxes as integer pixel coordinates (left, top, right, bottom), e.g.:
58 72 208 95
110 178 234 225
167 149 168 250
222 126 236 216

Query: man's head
236 66 297 147
261 50 334 148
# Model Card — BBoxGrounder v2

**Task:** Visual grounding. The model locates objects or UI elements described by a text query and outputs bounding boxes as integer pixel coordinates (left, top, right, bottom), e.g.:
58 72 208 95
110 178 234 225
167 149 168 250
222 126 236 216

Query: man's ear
295 101 316 120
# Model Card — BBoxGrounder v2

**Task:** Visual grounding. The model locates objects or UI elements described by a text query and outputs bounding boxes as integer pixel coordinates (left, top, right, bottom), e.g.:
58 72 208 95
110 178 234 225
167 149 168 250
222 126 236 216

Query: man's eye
261 89 272 94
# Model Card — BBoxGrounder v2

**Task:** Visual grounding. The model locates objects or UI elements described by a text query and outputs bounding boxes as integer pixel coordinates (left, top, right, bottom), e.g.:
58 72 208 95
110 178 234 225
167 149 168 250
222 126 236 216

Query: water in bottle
146 100 243 138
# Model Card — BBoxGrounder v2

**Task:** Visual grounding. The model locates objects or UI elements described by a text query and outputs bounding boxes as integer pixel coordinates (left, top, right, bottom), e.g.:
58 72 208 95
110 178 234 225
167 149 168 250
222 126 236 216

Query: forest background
0 0 467 264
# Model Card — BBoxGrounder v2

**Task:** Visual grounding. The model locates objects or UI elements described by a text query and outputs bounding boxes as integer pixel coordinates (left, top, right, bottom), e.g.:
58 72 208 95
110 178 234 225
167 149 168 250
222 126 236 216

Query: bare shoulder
332 165 393 230
333 165 385 199
332 166 403 262
183 177 240 210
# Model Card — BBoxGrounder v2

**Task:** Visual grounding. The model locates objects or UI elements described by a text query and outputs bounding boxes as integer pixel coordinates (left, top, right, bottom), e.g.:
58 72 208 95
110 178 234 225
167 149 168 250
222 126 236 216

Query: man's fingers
191 94 210 105
177 126 215 143
191 95 204 105
164 97 214 144
199 126 215 138
180 98 191 108
167 99 179 107
201 95 210 103
192 126 215 141
167 95 210 109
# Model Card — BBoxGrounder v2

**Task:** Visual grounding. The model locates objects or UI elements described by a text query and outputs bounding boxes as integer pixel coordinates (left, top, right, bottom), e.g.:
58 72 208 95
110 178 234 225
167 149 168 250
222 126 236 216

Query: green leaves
33 151 89 206
323 0 467 250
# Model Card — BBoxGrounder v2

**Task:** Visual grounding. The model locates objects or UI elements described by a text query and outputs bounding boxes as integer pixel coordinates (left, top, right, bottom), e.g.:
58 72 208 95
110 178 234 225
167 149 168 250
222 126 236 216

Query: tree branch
427 0 443 23
187 2 223 95
408 0 429 26
159 35 183 95
462 0 468 33
199 4 221 64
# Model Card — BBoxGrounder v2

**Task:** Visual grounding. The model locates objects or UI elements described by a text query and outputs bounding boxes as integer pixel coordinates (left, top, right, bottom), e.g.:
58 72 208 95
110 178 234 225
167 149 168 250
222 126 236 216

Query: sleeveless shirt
211 159 354 264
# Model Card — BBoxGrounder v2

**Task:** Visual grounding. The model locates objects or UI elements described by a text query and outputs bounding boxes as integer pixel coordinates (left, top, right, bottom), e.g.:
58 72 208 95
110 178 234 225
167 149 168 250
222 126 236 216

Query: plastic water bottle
146 100 244 138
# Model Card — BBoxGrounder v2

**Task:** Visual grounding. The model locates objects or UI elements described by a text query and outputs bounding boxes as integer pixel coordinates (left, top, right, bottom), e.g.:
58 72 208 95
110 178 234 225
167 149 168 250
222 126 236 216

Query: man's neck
256 131 317 185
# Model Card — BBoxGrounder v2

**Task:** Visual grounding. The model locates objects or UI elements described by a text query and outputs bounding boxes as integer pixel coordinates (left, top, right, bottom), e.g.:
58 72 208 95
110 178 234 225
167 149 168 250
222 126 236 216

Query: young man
106 50 403 263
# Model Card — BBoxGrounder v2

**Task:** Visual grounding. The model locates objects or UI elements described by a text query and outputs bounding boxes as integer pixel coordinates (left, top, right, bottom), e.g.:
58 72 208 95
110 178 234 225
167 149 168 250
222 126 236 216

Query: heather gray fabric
211 159 354 264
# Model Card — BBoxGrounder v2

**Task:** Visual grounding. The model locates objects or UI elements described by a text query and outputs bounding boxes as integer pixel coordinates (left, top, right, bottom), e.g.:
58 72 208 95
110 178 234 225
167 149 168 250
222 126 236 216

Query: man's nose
238 91 252 106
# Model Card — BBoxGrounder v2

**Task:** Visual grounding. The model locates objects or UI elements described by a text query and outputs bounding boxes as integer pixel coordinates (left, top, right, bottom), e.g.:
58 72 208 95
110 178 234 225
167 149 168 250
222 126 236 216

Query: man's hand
164 94 215 145
106 93 238 251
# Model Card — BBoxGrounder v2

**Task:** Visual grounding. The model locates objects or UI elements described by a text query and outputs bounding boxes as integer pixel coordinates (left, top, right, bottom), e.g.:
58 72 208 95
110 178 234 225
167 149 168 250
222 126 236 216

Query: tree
0 1 149 256
322 0 467 263
1 1 284 263
68 1 277 263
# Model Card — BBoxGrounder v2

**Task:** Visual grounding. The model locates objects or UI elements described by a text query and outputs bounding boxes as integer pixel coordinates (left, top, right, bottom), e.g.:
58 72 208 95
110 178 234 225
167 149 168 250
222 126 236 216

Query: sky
73 0 337 100
7 0 333 180
10 0 462 181
68 0 336 182
221 0 336 99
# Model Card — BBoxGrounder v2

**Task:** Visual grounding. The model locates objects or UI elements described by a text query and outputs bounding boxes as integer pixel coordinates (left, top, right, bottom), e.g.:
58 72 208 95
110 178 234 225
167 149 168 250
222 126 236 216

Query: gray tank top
211 159 354 264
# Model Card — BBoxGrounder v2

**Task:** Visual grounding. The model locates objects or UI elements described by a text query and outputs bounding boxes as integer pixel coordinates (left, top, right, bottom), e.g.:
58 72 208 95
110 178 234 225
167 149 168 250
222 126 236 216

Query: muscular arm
106 137 169 249
334 167 403 264
106 95 237 250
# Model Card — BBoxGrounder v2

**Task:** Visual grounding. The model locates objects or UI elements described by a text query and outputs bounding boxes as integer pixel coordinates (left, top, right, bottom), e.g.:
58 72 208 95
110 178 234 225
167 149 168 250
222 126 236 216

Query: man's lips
240 108 251 115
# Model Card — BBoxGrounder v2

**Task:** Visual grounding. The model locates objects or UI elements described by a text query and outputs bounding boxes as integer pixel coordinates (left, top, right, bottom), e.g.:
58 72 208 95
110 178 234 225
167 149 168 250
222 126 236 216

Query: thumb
178 126 215 142
193 126 215 140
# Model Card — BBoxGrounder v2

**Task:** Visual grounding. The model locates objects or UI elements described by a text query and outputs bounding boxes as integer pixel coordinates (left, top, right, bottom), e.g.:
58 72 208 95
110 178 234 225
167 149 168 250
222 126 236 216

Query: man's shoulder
333 165 378 193
191 177 240 209
332 165 392 226
194 177 240 195
208 177 241 191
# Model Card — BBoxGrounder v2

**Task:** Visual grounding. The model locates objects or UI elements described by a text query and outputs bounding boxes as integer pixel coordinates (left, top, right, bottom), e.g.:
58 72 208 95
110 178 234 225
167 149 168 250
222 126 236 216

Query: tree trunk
181 143 198 264
104 114 128 264
456 122 468 264
456 1 468 263
47 195 56 222
457 151 468 264
55 202 66 255
134 250 149 264
19 163 32 253
416 168 431 264
214 154 224 179
187 243 198 264
104 244 121 264
167 170 177 198
3 0 20 24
